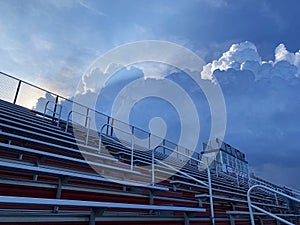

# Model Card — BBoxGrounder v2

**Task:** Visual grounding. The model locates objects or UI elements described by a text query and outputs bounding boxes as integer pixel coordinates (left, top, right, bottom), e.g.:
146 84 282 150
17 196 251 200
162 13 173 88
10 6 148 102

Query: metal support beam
197 197 204 207
85 108 90 127
33 156 45 181
13 80 21 104
53 177 68 213
89 208 105 225
149 189 159 205
229 215 235 225
52 96 59 121
230 202 236 211
258 216 263 225
276 219 280 225
183 212 196 225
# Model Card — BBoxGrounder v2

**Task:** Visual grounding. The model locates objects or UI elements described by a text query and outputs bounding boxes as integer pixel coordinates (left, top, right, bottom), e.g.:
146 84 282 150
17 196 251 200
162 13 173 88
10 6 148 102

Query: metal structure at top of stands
0 71 199 160
1 71 300 225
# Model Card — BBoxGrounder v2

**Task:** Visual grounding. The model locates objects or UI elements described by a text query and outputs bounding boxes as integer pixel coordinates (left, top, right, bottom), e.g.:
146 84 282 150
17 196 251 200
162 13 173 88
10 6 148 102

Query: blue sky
1 0 300 188
1 0 300 95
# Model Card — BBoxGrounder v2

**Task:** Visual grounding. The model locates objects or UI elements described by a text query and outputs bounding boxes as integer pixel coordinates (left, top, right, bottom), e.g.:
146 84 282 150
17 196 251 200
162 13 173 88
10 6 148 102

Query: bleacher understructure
0 71 299 225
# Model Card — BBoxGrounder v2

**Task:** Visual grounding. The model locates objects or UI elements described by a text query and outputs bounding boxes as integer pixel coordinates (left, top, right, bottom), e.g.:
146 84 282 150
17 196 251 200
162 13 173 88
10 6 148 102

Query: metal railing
4 71 300 225
99 123 135 170
97 123 215 224
0 71 202 162
65 110 91 145
152 145 215 225
98 122 201 170
248 184 300 225
43 100 62 126
248 177 283 205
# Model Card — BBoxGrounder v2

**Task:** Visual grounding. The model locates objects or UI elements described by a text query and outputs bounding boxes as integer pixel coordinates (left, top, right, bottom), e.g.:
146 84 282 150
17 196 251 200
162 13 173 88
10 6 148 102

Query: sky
0 0 300 189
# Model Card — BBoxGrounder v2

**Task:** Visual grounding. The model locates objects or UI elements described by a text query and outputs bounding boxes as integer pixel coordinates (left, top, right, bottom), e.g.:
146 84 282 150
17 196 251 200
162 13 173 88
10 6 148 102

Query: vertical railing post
13 80 21 104
106 116 110 135
152 148 155 186
130 126 134 171
148 133 151 149
275 192 279 206
110 118 114 136
207 167 215 225
43 101 50 119
52 96 59 120
85 116 90 145
85 108 90 127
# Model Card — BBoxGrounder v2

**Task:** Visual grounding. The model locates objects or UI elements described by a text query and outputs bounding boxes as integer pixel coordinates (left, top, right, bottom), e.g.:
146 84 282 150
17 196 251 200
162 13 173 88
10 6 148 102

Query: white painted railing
248 184 300 225
43 100 62 126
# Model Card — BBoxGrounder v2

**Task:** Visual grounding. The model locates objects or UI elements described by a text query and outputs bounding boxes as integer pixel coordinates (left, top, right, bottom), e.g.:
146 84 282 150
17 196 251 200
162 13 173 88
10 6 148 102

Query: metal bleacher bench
0 195 205 211
0 116 75 143
170 180 273 204
0 105 58 129
0 195 206 225
0 157 168 191
226 211 300 217
0 130 115 163
195 193 288 210
0 141 133 174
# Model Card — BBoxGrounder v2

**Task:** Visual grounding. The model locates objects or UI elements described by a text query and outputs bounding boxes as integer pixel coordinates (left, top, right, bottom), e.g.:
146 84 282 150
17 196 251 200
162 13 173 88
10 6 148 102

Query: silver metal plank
0 159 167 190
0 195 206 212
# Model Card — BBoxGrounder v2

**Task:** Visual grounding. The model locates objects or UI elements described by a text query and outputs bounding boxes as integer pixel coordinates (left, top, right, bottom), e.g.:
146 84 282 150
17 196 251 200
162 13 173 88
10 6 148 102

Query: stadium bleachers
0 72 299 225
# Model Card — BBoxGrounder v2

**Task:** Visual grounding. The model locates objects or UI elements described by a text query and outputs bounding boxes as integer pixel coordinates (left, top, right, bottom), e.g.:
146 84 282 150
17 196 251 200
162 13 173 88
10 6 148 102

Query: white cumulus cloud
201 41 300 81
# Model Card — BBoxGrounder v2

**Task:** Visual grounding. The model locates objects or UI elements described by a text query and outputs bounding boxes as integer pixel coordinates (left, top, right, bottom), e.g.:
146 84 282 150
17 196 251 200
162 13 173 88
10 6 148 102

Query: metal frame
0 195 206 225
1 71 205 164
6 71 300 225
65 110 91 145
99 123 135 170
247 184 300 225
13 80 21 104
97 122 216 225
43 100 62 126
152 145 215 225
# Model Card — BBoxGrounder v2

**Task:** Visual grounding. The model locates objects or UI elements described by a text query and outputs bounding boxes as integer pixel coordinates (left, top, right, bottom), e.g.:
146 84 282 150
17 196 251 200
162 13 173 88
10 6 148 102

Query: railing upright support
148 133 151 149
130 126 134 171
52 96 59 119
248 184 300 225
207 168 215 225
13 80 21 104
85 117 91 145
66 110 91 145
85 108 90 127
151 149 155 186
153 145 215 225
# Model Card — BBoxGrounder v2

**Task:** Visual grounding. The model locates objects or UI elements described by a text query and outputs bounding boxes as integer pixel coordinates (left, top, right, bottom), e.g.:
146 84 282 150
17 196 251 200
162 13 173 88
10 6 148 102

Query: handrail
97 125 216 224
43 100 62 126
99 123 135 170
65 110 91 145
247 184 300 225
0 71 76 107
153 145 215 225
0 71 204 163
283 186 300 197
